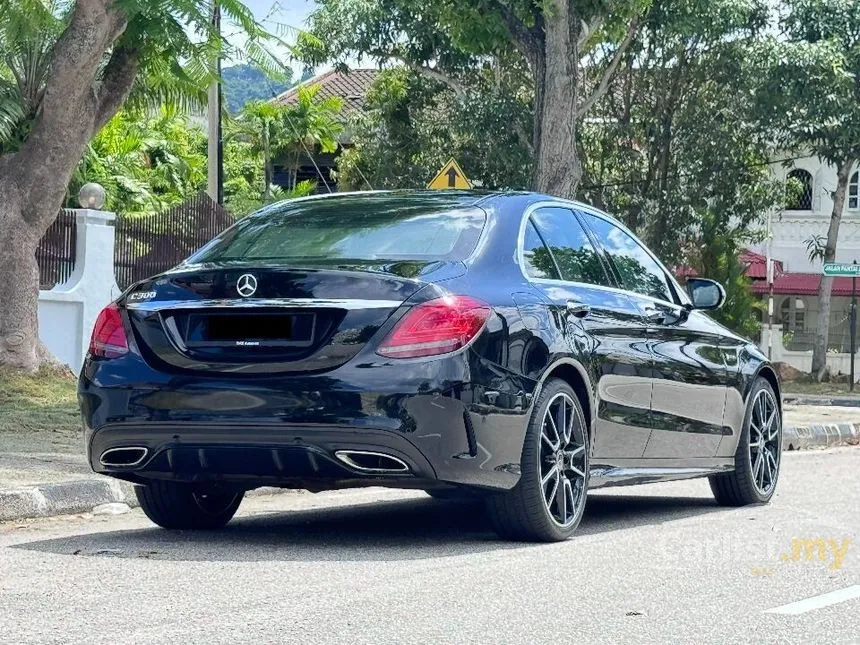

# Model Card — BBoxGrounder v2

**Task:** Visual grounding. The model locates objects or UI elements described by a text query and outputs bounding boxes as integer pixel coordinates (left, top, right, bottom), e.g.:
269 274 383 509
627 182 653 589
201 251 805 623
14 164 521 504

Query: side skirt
588 458 734 489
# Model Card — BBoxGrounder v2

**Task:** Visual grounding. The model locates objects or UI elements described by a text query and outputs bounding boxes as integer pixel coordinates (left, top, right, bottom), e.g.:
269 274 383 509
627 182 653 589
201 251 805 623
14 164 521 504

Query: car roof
260 189 614 220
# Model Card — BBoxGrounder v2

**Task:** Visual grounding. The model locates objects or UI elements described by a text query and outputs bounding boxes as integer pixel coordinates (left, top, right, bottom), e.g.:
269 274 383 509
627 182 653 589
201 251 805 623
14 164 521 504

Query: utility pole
852 260 857 392
766 209 775 360
207 0 223 204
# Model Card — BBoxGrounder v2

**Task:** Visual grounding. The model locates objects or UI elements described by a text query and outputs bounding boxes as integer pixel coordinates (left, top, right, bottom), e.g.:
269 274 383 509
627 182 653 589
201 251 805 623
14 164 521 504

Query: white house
748 157 860 376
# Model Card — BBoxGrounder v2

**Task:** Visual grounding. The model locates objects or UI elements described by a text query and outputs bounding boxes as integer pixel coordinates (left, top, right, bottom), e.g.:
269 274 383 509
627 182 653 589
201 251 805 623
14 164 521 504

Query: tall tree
300 0 648 198
579 0 783 336
0 0 278 371
232 100 284 201
277 84 343 190
755 0 860 378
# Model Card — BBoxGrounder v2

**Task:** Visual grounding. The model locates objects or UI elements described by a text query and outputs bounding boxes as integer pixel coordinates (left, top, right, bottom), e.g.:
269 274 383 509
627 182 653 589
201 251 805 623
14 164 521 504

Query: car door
522 206 653 459
578 210 729 459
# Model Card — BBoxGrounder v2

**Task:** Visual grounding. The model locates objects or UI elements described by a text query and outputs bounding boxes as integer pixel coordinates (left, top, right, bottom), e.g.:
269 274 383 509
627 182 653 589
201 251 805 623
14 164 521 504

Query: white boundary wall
38 209 121 373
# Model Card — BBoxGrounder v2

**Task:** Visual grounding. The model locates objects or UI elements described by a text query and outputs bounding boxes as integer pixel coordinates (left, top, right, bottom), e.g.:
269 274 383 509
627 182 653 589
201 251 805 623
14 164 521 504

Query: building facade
749 157 860 376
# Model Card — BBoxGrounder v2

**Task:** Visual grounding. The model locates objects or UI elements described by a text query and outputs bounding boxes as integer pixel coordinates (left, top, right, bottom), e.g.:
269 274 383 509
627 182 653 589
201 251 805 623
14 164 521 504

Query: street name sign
427 158 471 189
823 263 860 277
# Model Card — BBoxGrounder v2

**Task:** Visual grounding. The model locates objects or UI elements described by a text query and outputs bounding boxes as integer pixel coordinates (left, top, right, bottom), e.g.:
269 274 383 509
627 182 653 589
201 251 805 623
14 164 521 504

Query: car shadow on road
13 492 724 562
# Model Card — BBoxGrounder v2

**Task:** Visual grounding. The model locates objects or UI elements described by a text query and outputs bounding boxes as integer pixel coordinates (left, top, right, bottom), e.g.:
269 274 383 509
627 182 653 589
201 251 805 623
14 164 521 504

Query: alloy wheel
539 392 587 527
749 388 780 496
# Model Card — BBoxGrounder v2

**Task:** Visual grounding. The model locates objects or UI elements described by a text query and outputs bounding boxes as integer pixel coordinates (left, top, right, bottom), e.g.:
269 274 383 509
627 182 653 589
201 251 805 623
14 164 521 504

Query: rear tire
709 377 781 506
135 481 244 530
486 378 589 542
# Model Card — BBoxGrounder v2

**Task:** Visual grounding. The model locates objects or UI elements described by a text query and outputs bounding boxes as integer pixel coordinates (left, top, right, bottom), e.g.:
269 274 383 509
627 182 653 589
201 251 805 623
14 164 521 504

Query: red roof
271 68 380 123
674 249 784 281
739 249 784 279
750 272 860 296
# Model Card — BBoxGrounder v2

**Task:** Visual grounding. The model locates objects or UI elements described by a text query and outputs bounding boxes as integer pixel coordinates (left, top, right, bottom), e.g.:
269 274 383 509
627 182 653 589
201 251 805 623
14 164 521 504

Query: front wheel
135 481 244 530
710 377 782 506
486 378 589 542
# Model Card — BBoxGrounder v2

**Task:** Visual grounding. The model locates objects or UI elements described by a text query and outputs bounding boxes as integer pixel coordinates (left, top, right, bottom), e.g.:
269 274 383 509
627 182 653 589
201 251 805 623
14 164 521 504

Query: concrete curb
0 478 135 522
0 480 302 523
782 423 860 451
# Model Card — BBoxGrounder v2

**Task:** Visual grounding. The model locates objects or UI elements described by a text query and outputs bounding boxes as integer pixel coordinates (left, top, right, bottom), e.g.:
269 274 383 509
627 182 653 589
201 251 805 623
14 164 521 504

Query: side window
522 220 560 280
581 212 675 303
530 208 611 286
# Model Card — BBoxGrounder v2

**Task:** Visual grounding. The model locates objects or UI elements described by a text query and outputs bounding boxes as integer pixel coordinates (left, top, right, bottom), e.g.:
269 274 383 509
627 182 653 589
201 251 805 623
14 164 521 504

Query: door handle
643 307 666 324
566 300 590 318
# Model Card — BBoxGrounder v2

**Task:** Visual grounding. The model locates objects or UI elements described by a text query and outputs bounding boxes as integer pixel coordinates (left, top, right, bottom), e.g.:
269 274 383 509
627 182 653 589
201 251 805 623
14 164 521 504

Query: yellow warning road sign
427 158 471 189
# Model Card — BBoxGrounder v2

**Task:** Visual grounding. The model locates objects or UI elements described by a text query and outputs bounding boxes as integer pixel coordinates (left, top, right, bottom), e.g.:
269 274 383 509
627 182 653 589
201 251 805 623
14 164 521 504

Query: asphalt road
1 448 858 645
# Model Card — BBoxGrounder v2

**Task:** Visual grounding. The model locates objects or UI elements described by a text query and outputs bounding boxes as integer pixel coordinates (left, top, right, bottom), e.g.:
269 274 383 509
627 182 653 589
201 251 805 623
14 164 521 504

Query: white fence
760 324 859 381
38 209 121 373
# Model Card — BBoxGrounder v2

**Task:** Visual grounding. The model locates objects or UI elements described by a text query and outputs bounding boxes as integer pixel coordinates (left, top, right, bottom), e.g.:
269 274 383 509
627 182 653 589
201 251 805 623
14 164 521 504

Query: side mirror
686 278 726 310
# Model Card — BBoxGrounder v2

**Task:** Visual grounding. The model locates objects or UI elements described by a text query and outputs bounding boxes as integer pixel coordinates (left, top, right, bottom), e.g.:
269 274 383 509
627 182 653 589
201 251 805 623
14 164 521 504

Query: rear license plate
184 312 316 348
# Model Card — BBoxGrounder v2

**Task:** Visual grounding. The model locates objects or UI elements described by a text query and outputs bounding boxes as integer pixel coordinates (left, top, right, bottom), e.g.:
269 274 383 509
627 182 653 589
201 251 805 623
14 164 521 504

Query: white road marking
765 585 860 615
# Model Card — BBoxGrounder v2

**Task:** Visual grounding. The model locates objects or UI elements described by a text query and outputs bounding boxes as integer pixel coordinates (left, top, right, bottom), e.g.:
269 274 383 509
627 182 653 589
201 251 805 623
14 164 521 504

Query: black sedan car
80 191 782 541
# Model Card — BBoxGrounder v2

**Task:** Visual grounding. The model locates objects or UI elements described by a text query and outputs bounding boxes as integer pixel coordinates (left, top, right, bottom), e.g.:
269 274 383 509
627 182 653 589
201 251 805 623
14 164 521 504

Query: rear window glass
187 198 487 263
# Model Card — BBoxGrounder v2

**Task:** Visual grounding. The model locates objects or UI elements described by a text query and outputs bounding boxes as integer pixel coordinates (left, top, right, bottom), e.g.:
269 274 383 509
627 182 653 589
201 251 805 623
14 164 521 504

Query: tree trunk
0 0 135 372
811 158 856 379
0 196 41 370
263 126 272 201
532 3 581 198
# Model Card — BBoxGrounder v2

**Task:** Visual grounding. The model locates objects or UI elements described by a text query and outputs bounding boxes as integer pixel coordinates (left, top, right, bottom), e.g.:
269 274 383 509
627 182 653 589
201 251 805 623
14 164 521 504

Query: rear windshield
187 197 487 263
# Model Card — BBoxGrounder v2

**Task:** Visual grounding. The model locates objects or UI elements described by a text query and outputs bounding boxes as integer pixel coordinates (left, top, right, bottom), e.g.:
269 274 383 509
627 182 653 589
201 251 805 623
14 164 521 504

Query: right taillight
89 303 129 358
377 295 491 359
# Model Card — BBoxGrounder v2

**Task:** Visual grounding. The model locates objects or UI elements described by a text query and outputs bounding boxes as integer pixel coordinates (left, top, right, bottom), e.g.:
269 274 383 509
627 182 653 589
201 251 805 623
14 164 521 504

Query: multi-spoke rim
749 388 780 496
539 392 587 527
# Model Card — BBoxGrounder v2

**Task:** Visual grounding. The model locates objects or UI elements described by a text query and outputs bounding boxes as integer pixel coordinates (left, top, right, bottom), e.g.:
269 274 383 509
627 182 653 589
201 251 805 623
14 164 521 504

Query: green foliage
577 0 786 337
69 106 207 215
752 0 860 166
277 84 344 189
336 65 532 191
222 63 291 114
690 211 765 339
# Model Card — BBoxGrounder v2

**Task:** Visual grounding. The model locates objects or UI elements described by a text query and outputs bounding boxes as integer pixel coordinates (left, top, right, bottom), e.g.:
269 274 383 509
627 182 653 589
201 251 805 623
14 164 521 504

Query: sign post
822 262 860 391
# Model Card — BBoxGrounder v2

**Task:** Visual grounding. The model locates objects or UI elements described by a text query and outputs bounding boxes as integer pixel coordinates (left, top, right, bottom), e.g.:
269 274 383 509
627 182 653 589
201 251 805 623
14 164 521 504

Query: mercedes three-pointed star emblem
236 273 258 297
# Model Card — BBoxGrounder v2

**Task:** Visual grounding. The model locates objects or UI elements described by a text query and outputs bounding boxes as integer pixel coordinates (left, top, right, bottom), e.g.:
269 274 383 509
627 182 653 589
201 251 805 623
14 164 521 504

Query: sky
228 0 319 74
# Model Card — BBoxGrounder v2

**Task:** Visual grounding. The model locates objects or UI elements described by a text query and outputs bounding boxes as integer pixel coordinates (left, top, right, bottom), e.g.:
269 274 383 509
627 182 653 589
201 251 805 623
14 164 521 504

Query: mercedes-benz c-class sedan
80 191 782 541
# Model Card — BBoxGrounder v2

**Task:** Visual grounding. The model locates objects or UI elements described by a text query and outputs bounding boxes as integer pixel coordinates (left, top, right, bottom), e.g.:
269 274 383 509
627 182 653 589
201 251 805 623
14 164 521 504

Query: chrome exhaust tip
334 450 410 474
100 446 148 468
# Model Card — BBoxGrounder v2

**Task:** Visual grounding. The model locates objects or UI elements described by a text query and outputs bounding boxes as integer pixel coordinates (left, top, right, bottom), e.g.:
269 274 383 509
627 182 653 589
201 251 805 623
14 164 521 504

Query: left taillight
89 303 129 358
377 295 492 359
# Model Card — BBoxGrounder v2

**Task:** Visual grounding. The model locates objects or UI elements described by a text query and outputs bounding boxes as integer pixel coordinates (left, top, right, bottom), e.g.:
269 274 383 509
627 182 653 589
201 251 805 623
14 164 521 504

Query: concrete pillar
38 209 120 373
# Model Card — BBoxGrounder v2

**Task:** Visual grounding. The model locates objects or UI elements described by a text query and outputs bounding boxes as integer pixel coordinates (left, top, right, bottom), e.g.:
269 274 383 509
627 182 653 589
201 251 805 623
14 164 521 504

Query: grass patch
0 366 80 434
782 381 860 396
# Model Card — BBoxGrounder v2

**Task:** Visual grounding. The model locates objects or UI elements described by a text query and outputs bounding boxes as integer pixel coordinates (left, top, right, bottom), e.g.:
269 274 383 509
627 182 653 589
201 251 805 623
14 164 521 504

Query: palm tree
233 100 284 201
278 85 344 190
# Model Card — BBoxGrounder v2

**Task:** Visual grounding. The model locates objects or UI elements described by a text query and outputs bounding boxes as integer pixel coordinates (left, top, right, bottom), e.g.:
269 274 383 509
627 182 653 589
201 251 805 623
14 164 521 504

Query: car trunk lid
123 260 463 375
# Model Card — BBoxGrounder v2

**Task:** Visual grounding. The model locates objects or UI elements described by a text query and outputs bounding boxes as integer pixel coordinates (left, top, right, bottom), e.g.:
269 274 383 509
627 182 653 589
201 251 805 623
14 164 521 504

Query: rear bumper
88 423 440 490
80 351 535 492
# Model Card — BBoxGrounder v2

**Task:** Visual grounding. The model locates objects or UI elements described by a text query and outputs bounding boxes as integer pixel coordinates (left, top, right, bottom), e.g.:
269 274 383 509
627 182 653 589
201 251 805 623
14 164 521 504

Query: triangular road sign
427 158 472 189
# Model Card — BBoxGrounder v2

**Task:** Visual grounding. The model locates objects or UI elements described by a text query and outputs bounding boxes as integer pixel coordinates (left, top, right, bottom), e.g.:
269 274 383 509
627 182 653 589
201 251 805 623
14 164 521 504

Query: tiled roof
739 249 783 280
750 272 860 297
271 68 380 122
675 249 784 281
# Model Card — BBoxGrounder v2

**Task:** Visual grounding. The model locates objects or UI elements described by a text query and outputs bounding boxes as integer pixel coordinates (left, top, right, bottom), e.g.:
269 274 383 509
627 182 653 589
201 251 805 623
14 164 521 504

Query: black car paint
79 190 780 494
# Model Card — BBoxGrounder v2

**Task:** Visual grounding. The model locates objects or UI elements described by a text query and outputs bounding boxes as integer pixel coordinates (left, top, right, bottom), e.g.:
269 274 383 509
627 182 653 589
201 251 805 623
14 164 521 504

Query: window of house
580 212 675 303
849 170 859 211
780 297 806 331
786 169 813 210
